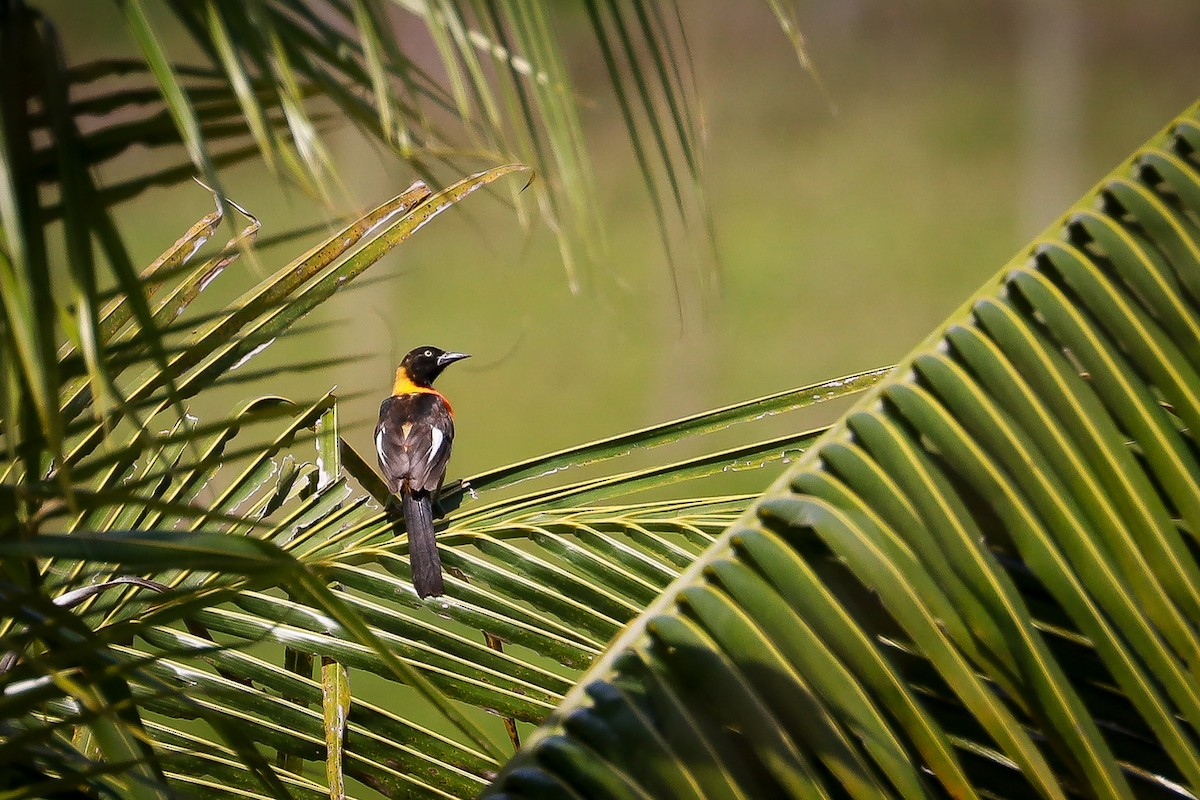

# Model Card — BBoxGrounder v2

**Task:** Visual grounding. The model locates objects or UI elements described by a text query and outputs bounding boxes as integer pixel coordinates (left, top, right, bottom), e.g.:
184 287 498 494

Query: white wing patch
427 427 444 464
375 426 388 469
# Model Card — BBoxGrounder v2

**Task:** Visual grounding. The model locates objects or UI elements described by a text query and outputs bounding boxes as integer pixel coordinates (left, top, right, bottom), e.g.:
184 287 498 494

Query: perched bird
375 345 469 598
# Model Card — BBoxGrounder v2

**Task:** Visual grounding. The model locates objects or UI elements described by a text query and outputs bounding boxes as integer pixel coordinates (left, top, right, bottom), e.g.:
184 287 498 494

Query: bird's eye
424 350 432 357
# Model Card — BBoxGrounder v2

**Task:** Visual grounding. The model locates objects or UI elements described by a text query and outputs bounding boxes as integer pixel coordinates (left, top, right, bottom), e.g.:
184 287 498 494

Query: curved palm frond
2 358 874 797
2 135 880 794
484 101 1200 800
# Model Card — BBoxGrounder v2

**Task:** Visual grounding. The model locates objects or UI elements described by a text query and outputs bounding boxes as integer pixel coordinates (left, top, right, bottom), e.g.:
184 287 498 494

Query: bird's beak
436 351 470 367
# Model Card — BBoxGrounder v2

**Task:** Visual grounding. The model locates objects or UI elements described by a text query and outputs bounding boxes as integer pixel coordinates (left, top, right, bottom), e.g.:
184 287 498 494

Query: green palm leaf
485 101 1200 800
2 369 868 796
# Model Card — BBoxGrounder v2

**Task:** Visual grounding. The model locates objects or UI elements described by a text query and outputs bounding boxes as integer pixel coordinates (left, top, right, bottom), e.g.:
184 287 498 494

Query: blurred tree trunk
1018 0 1085 238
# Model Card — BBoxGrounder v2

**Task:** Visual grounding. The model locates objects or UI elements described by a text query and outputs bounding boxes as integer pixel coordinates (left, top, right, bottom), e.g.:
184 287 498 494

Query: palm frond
484 100 1200 800
4 320 869 798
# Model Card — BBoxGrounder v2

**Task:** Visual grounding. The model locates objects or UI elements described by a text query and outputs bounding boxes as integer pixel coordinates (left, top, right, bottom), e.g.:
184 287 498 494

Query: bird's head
395 345 470 391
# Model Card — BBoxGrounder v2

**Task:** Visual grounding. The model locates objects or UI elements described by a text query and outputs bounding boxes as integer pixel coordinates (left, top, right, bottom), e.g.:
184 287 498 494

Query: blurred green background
44 1 1200 496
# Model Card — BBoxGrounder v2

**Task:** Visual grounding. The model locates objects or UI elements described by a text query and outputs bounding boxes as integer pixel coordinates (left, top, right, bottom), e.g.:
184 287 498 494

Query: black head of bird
395 345 470 391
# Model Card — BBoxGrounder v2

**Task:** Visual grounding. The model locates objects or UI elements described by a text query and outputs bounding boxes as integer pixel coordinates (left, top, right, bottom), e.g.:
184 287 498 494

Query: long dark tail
402 488 444 598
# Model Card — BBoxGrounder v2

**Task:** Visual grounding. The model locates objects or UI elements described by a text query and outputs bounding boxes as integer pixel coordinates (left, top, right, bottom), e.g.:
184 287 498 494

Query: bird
375 345 469 598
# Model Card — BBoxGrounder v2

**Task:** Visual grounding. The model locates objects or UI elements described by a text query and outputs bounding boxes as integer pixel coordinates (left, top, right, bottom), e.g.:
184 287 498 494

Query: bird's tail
402 488 444 598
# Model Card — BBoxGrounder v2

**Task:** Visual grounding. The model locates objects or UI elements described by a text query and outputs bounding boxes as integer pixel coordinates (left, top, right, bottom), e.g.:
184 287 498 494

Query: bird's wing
375 393 455 494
